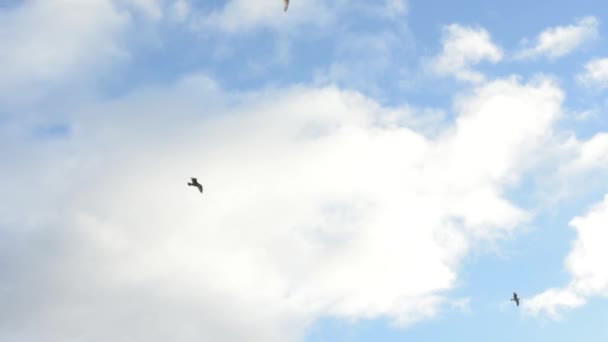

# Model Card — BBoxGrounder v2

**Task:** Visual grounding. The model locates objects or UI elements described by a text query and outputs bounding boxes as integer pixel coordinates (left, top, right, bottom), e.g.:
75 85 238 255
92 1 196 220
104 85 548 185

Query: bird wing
284 0 289 11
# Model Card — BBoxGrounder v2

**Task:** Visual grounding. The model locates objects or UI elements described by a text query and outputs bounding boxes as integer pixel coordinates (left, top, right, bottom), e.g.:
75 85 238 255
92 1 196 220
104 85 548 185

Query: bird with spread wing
511 292 520 307
187 177 203 194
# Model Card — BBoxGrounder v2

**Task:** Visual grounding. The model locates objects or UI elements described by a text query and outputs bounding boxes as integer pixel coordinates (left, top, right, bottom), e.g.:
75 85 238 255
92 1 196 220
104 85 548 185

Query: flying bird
187 177 203 193
511 292 520 307
284 0 289 11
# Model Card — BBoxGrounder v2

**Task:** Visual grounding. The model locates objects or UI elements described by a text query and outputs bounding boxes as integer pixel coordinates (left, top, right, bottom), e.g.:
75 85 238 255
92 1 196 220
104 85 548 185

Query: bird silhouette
187 177 203 193
284 0 289 11
511 292 520 306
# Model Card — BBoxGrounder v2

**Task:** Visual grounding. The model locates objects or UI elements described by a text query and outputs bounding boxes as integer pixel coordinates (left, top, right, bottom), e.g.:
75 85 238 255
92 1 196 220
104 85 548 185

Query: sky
2 0 608 341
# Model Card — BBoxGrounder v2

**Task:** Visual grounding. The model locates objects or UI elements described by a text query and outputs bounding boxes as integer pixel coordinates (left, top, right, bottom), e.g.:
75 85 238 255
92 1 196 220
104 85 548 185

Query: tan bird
284 0 289 11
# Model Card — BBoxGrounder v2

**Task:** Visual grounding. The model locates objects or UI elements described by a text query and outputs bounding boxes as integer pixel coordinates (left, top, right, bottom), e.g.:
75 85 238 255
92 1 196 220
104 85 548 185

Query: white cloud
567 133 608 172
524 130 608 315
516 16 599 60
194 0 335 34
450 297 471 313
524 194 608 318
567 196 608 294
428 24 503 83
0 74 564 341
123 0 195 21
127 0 164 19
532 128 608 207
0 0 196 104
171 0 190 21
384 0 408 17
523 287 586 319
573 109 598 121
578 58 608 88
313 29 404 95
566 200 608 292
190 0 408 35
0 0 131 103
191 0 407 34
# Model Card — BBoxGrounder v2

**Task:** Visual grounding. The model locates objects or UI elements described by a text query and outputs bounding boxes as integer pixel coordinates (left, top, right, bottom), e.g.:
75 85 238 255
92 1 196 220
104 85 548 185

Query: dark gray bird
511 292 520 306
284 0 289 11
187 177 203 193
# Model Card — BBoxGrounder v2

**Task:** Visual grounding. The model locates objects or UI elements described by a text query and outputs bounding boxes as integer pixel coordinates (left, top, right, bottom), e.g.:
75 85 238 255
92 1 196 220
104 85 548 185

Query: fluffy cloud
516 16 599 60
524 194 608 318
577 58 608 88
567 195 608 294
525 130 608 319
548 131 608 202
566 133 608 172
428 24 503 83
0 73 564 341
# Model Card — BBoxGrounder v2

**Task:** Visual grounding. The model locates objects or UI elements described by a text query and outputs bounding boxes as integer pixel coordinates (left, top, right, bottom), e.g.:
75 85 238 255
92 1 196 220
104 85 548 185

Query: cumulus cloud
577 58 608 88
0 73 564 341
428 24 503 83
535 129 608 206
524 131 608 317
566 196 608 294
549 131 608 199
524 194 608 318
516 16 599 60
566 133 608 172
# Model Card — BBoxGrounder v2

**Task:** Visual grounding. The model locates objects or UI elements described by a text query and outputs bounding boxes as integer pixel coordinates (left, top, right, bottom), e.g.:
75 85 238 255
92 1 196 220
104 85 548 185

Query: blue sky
2 1 608 341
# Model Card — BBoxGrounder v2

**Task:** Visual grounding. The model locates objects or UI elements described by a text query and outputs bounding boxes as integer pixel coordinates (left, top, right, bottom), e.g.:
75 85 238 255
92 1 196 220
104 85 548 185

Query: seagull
284 0 289 11
511 292 520 307
187 177 203 193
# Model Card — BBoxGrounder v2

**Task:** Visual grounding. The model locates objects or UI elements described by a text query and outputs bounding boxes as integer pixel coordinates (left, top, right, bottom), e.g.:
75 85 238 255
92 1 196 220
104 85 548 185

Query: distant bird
511 292 520 307
284 0 289 11
187 177 203 193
